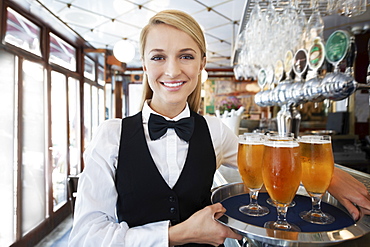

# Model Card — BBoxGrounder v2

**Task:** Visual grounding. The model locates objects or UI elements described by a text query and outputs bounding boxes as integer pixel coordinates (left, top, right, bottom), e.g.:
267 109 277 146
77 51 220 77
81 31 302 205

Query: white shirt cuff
124 220 170 247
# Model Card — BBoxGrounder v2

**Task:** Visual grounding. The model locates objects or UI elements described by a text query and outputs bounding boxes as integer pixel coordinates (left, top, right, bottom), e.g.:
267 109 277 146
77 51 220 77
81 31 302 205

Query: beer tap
303 38 326 102
367 38 370 105
277 49 309 137
254 30 370 137
319 31 356 102
345 35 357 77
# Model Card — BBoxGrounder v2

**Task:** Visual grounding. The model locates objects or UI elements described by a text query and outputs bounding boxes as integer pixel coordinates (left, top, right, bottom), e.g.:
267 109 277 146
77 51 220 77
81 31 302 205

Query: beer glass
299 135 335 224
265 132 296 208
237 134 269 216
262 135 301 231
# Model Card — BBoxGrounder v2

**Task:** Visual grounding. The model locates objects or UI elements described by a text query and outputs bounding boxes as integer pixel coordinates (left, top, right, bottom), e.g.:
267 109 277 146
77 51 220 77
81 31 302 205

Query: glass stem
311 195 323 214
249 190 260 207
276 205 290 229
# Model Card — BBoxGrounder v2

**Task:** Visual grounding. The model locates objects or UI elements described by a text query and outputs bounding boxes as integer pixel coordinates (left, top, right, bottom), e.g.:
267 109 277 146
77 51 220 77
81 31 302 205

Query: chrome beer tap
254 30 370 138
367 38 370 105
319 31 356 102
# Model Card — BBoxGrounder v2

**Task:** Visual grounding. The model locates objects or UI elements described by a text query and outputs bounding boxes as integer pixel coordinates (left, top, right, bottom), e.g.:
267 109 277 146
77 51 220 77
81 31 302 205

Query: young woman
69 9 370 247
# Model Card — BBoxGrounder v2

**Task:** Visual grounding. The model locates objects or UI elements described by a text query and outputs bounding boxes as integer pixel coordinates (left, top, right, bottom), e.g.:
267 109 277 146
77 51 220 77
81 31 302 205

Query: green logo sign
308 39 325 70
325 30 349 65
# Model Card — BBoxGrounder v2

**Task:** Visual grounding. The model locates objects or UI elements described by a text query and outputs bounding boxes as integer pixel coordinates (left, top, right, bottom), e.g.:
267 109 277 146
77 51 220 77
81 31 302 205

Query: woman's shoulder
94 118 122 137
203 114 237 140
203 114 224 129
100 118 122 128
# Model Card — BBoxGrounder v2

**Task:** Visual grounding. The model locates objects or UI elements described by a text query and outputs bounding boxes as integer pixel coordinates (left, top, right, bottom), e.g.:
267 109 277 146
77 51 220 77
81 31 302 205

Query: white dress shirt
68 102 238 247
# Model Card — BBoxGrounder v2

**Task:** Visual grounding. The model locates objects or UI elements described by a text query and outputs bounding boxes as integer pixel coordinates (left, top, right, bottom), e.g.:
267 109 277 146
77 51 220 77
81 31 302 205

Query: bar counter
213 164 370 247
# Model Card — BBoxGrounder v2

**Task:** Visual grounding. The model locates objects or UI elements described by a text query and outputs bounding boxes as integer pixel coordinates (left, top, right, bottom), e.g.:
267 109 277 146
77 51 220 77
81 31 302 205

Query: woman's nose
164 59 181 78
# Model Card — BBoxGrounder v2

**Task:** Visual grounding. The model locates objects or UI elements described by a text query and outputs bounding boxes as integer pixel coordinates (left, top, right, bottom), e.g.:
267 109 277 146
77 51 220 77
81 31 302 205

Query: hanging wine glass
249 0 264 75
345 0 367 17
236 29 246 51
306 0 324 49
281 0 298 57
326 0 338 15
258 10 268 70
271 10 283 63
265 0 276 23
295 2 307 51
265 0 277 70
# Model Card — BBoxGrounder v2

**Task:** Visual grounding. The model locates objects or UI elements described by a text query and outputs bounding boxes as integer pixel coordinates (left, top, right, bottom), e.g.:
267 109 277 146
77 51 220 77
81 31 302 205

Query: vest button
169 196 176 202
170 207 177 214
171 219 178 225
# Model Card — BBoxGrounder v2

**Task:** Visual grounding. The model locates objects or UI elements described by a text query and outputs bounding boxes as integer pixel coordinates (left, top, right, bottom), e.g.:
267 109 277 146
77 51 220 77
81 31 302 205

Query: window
105 83 113 119
84 83 92 149
68 78 81 175
51 71 68 211
49 33 76 71
0 50 16 246
21 60 46 235
99 88 105 122
5 8 41 56
91 86 99 137
84 56 95 81
98 66 105 86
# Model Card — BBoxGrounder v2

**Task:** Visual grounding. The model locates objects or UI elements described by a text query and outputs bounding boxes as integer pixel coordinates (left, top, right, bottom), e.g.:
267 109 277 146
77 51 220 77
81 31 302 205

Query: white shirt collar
142 100 191 123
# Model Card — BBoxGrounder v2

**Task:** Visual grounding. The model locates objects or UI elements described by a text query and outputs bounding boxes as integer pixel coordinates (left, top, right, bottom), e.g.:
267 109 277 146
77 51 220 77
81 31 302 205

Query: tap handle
368 38 370 61
346 36 357 69
367 38 370 84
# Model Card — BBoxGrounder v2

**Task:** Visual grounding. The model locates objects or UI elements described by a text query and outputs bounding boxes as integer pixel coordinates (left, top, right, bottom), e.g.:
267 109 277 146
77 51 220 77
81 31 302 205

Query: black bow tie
148 113 194 142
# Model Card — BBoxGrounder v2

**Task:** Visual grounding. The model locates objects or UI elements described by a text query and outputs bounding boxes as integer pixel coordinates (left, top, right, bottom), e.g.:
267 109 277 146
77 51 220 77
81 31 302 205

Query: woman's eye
180 54 194 60
150 56 164 61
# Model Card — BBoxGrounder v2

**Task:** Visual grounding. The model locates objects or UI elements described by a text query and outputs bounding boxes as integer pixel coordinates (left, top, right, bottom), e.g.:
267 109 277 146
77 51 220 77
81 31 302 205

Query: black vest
116 111 217 246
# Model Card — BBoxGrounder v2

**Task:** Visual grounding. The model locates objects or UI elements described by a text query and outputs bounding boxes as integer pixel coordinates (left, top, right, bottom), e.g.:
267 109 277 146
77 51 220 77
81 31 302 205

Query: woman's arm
328 167 370 220
69 120 169 247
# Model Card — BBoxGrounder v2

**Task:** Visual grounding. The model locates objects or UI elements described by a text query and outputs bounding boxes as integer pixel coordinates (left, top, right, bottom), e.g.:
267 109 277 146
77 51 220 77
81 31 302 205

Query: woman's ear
141 58 147 72
200 56 206 72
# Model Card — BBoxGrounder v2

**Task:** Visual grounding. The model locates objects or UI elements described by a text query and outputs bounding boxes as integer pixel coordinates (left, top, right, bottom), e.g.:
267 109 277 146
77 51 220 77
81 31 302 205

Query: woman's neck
148 100 187 119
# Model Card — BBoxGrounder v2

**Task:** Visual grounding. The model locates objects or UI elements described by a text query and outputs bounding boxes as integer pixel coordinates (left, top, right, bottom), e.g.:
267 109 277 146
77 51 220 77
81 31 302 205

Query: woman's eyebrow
148 48 164 53
180 48 197 53
148 48 197 54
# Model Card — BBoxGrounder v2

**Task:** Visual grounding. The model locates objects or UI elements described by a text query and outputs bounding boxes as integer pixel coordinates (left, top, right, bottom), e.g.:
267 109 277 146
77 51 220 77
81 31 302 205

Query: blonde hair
139 9 206 112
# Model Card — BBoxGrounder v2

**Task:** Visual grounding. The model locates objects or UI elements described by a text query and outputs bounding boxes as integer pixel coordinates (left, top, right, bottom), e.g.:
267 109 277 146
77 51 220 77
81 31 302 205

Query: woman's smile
160 80 186 90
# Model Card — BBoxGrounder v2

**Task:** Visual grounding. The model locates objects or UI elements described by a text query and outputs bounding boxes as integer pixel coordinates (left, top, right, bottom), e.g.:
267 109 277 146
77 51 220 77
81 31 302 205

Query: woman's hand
169 203 242 246
328 167 370 220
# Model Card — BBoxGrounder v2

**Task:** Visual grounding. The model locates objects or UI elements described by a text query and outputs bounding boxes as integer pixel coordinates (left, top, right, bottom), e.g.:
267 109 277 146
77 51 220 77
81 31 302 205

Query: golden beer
262 143 302 205
298 135 335 225
237 142 264 190
237 134 269 216
300 140 334 195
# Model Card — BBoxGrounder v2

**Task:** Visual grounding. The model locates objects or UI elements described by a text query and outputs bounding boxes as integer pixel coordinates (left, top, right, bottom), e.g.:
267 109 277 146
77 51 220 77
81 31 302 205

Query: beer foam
264 141 299 148
299 139 331 144
239 141 264 145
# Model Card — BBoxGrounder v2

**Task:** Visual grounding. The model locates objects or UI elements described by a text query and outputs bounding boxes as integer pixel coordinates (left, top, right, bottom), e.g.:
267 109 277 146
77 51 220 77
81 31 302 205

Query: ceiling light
113 40 135 63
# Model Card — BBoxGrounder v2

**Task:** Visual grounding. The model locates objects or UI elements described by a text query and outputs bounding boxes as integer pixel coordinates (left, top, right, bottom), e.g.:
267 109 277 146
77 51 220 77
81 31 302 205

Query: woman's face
142 24 206 112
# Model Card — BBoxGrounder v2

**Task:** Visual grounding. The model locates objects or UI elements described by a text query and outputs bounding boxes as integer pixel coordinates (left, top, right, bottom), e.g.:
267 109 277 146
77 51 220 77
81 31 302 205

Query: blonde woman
69 9 370 247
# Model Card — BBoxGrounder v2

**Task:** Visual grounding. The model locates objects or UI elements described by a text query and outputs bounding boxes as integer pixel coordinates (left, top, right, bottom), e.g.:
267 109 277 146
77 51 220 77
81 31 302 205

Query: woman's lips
163 81 184 87
160 81 186 88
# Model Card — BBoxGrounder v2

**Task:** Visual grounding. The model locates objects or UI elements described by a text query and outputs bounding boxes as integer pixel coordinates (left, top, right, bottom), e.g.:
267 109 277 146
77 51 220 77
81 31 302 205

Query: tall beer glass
299 135 335 224
262 135 301 231
237 134 269 216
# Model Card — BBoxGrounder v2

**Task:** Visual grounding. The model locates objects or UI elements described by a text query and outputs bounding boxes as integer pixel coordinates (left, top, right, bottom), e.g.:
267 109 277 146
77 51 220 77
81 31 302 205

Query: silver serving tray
211 182 370 246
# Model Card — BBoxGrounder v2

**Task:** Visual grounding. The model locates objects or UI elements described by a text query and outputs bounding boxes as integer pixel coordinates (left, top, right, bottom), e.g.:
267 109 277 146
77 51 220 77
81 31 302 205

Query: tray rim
211 182 370 246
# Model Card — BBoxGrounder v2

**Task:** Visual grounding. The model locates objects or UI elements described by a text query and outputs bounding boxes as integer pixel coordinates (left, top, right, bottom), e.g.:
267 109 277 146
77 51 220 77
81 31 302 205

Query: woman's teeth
163 82 184 87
